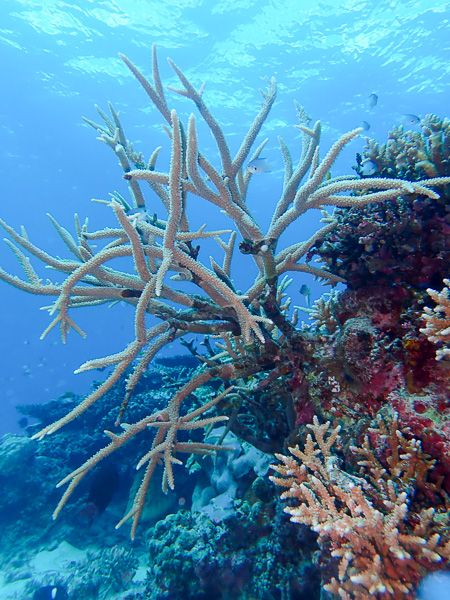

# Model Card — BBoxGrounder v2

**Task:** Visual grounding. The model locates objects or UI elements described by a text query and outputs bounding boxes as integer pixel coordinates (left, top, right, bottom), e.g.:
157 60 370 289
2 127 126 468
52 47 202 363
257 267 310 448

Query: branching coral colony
270 414 450 599
1 43 449 548
421 279 450 360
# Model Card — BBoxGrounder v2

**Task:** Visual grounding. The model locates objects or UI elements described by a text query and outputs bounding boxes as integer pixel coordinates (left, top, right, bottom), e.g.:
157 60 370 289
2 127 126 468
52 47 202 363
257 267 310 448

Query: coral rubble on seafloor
0 46 450 599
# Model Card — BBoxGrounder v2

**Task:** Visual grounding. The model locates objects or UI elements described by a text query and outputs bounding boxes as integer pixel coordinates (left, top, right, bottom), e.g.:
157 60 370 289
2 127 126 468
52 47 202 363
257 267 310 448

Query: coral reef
145 504 319 600
311 182 450 290
1 45 450 600
1 44 442 540
316 114 450 291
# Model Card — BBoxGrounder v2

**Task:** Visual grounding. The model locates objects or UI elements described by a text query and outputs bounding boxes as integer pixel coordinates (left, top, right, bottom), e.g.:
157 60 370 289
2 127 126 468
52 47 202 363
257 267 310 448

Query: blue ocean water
0 0 448 440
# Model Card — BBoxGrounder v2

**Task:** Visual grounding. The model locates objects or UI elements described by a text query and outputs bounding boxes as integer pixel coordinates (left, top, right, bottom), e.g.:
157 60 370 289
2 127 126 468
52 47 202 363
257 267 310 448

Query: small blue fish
401 113 420 125
361 120 370 131
300 284 311 307
367 93 378 108
247 158 271 174
360 159 378 176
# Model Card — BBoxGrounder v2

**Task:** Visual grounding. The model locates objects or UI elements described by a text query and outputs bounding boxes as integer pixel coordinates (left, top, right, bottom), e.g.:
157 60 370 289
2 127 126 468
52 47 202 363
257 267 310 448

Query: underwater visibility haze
0 1 449 599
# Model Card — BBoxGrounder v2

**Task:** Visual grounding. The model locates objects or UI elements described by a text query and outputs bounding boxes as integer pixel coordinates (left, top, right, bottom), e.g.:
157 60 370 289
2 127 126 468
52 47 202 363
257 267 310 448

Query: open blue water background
0 0 448 436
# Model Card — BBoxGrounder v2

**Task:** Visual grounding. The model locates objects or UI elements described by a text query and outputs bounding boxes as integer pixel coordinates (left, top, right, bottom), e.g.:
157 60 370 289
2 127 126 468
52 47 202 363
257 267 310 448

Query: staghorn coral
1 44 449 541
420 278 450 360
270 414 450 599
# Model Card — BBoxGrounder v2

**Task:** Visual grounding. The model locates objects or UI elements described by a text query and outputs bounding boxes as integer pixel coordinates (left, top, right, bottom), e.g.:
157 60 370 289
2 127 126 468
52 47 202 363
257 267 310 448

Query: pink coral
270 414 450 599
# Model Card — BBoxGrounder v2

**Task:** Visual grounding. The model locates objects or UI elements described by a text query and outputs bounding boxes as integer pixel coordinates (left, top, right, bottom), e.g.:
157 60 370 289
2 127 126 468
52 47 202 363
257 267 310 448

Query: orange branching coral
420 278 450 360
270 414 450 599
